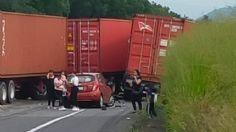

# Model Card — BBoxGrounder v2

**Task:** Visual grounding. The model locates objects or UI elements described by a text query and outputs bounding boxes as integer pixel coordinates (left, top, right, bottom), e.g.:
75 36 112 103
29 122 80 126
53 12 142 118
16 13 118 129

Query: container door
67 21 77 73
127 16 157 76
77 20 100 73
154 18 185 79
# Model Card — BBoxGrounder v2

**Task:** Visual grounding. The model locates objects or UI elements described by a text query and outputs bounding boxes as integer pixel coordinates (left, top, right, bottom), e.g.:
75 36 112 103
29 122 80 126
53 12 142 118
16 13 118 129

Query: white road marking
26 109 85 132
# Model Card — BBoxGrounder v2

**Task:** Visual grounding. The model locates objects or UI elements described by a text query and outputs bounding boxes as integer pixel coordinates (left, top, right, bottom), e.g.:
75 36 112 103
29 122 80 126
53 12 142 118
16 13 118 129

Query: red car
67 73 114 107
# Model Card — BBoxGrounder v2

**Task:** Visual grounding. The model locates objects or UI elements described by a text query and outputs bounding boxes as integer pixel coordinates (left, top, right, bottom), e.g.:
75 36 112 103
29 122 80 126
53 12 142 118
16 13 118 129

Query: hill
199 6 236 20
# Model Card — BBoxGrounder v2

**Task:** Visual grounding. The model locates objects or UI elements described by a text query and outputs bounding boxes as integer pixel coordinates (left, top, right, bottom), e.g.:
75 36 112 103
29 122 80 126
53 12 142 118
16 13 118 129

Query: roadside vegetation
130 107 166 132
161 20 236 132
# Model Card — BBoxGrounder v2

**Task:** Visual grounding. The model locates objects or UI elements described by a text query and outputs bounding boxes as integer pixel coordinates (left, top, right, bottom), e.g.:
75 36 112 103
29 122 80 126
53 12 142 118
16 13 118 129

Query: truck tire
0 82 7 105
7 80 15 103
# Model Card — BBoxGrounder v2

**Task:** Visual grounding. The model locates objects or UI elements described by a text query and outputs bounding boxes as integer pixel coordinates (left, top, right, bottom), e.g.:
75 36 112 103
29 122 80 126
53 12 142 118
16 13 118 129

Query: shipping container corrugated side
127 14 192 82
100 19 132 73
66 19 132 73
0 12 67 78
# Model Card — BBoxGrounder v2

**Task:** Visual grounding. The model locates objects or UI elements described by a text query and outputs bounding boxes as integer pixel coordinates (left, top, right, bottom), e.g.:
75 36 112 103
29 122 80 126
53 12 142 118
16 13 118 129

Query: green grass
129 110 150 132
161 20 236 132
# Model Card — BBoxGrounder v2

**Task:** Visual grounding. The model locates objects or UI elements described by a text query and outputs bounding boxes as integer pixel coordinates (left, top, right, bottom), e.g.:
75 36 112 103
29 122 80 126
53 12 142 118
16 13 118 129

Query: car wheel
0 82 7 105
107 95 115 107
7 80 15 103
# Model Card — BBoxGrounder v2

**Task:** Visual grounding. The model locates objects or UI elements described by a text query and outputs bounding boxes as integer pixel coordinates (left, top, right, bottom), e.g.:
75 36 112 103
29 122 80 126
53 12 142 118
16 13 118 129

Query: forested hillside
0 0 180 18
199 6 236 20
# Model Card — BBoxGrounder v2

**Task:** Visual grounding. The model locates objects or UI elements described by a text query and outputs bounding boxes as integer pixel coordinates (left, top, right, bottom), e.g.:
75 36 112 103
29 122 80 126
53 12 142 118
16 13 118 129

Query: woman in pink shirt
54 72 67 110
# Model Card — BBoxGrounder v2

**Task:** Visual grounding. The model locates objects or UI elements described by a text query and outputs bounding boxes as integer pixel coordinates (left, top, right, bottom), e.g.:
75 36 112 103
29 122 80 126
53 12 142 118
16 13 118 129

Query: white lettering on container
160 39 168 47
1 19 6 56
171 25 183 32
164 24 170 28
159 49 167 56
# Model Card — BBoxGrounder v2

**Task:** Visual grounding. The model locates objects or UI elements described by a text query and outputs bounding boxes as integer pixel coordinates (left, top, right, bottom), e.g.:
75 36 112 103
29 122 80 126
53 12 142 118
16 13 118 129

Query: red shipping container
127 14 192 83
0 11 67 78
66 19 132 74
0 11 67 104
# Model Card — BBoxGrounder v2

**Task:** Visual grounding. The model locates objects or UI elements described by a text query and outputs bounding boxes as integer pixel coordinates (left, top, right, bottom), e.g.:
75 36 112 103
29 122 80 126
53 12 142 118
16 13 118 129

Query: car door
98 74 112 103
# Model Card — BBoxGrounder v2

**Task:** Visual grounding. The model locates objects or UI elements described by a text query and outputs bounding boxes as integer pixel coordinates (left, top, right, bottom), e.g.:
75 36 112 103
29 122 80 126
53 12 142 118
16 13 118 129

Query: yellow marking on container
67 44 75 51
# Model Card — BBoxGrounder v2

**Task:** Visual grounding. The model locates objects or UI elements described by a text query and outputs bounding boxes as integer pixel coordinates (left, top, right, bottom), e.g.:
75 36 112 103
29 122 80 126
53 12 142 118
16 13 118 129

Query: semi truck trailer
0 11 67 104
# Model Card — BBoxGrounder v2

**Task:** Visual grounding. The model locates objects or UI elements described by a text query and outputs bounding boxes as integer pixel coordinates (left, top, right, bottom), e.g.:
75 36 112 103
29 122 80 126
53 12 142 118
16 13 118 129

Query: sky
152 0 236 19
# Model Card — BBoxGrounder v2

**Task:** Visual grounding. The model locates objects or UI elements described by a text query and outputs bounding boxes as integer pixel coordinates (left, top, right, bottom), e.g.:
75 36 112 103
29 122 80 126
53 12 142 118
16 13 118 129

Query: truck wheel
0 82 7 104
7 80 15 103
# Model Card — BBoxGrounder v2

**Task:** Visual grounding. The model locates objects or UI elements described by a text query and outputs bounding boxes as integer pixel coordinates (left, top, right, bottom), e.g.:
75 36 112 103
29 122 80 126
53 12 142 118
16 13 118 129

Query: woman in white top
70 73 80 111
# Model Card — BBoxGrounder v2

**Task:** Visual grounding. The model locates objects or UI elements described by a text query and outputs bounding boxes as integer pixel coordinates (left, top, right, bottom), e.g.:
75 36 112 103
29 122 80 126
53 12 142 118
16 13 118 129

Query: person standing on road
61 71 68 97
61 71 69 107
54 73 67 111
130 69 143 113
70 73 80 111
45 70 56 109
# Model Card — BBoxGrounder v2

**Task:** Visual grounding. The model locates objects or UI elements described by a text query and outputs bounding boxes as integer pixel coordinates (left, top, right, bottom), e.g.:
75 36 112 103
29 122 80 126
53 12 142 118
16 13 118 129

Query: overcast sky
152 0 236 19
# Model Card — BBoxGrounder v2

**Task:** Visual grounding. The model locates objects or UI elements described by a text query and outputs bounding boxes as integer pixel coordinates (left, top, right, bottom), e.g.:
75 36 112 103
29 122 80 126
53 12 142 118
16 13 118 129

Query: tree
28 0 70 16
0 0 14 11
203 15 209 21
0 0 182 18
0 0 38 13
69 0 181 19
0 0 70 16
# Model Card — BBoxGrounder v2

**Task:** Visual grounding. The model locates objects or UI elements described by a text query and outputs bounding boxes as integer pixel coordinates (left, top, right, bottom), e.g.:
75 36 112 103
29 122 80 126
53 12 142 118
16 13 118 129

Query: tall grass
162 20 236 132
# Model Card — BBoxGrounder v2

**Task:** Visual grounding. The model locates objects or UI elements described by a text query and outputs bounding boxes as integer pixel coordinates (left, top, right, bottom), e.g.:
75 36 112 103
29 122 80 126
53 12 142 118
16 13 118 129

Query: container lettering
1 19 6 56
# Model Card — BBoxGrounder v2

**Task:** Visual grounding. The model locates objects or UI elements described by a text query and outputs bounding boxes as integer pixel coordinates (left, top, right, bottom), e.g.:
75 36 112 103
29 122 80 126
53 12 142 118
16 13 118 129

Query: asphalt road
0 100 137 132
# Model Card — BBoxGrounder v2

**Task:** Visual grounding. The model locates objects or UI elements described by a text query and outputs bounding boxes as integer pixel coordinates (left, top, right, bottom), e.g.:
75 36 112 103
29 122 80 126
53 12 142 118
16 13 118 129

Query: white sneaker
47 106 51 109
59 107 66 111
53 107 57 110
72 107 80 111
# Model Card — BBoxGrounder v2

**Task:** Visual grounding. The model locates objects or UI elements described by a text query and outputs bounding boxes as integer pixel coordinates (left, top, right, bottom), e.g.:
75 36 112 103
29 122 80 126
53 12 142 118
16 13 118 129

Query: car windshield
77 75 95 83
